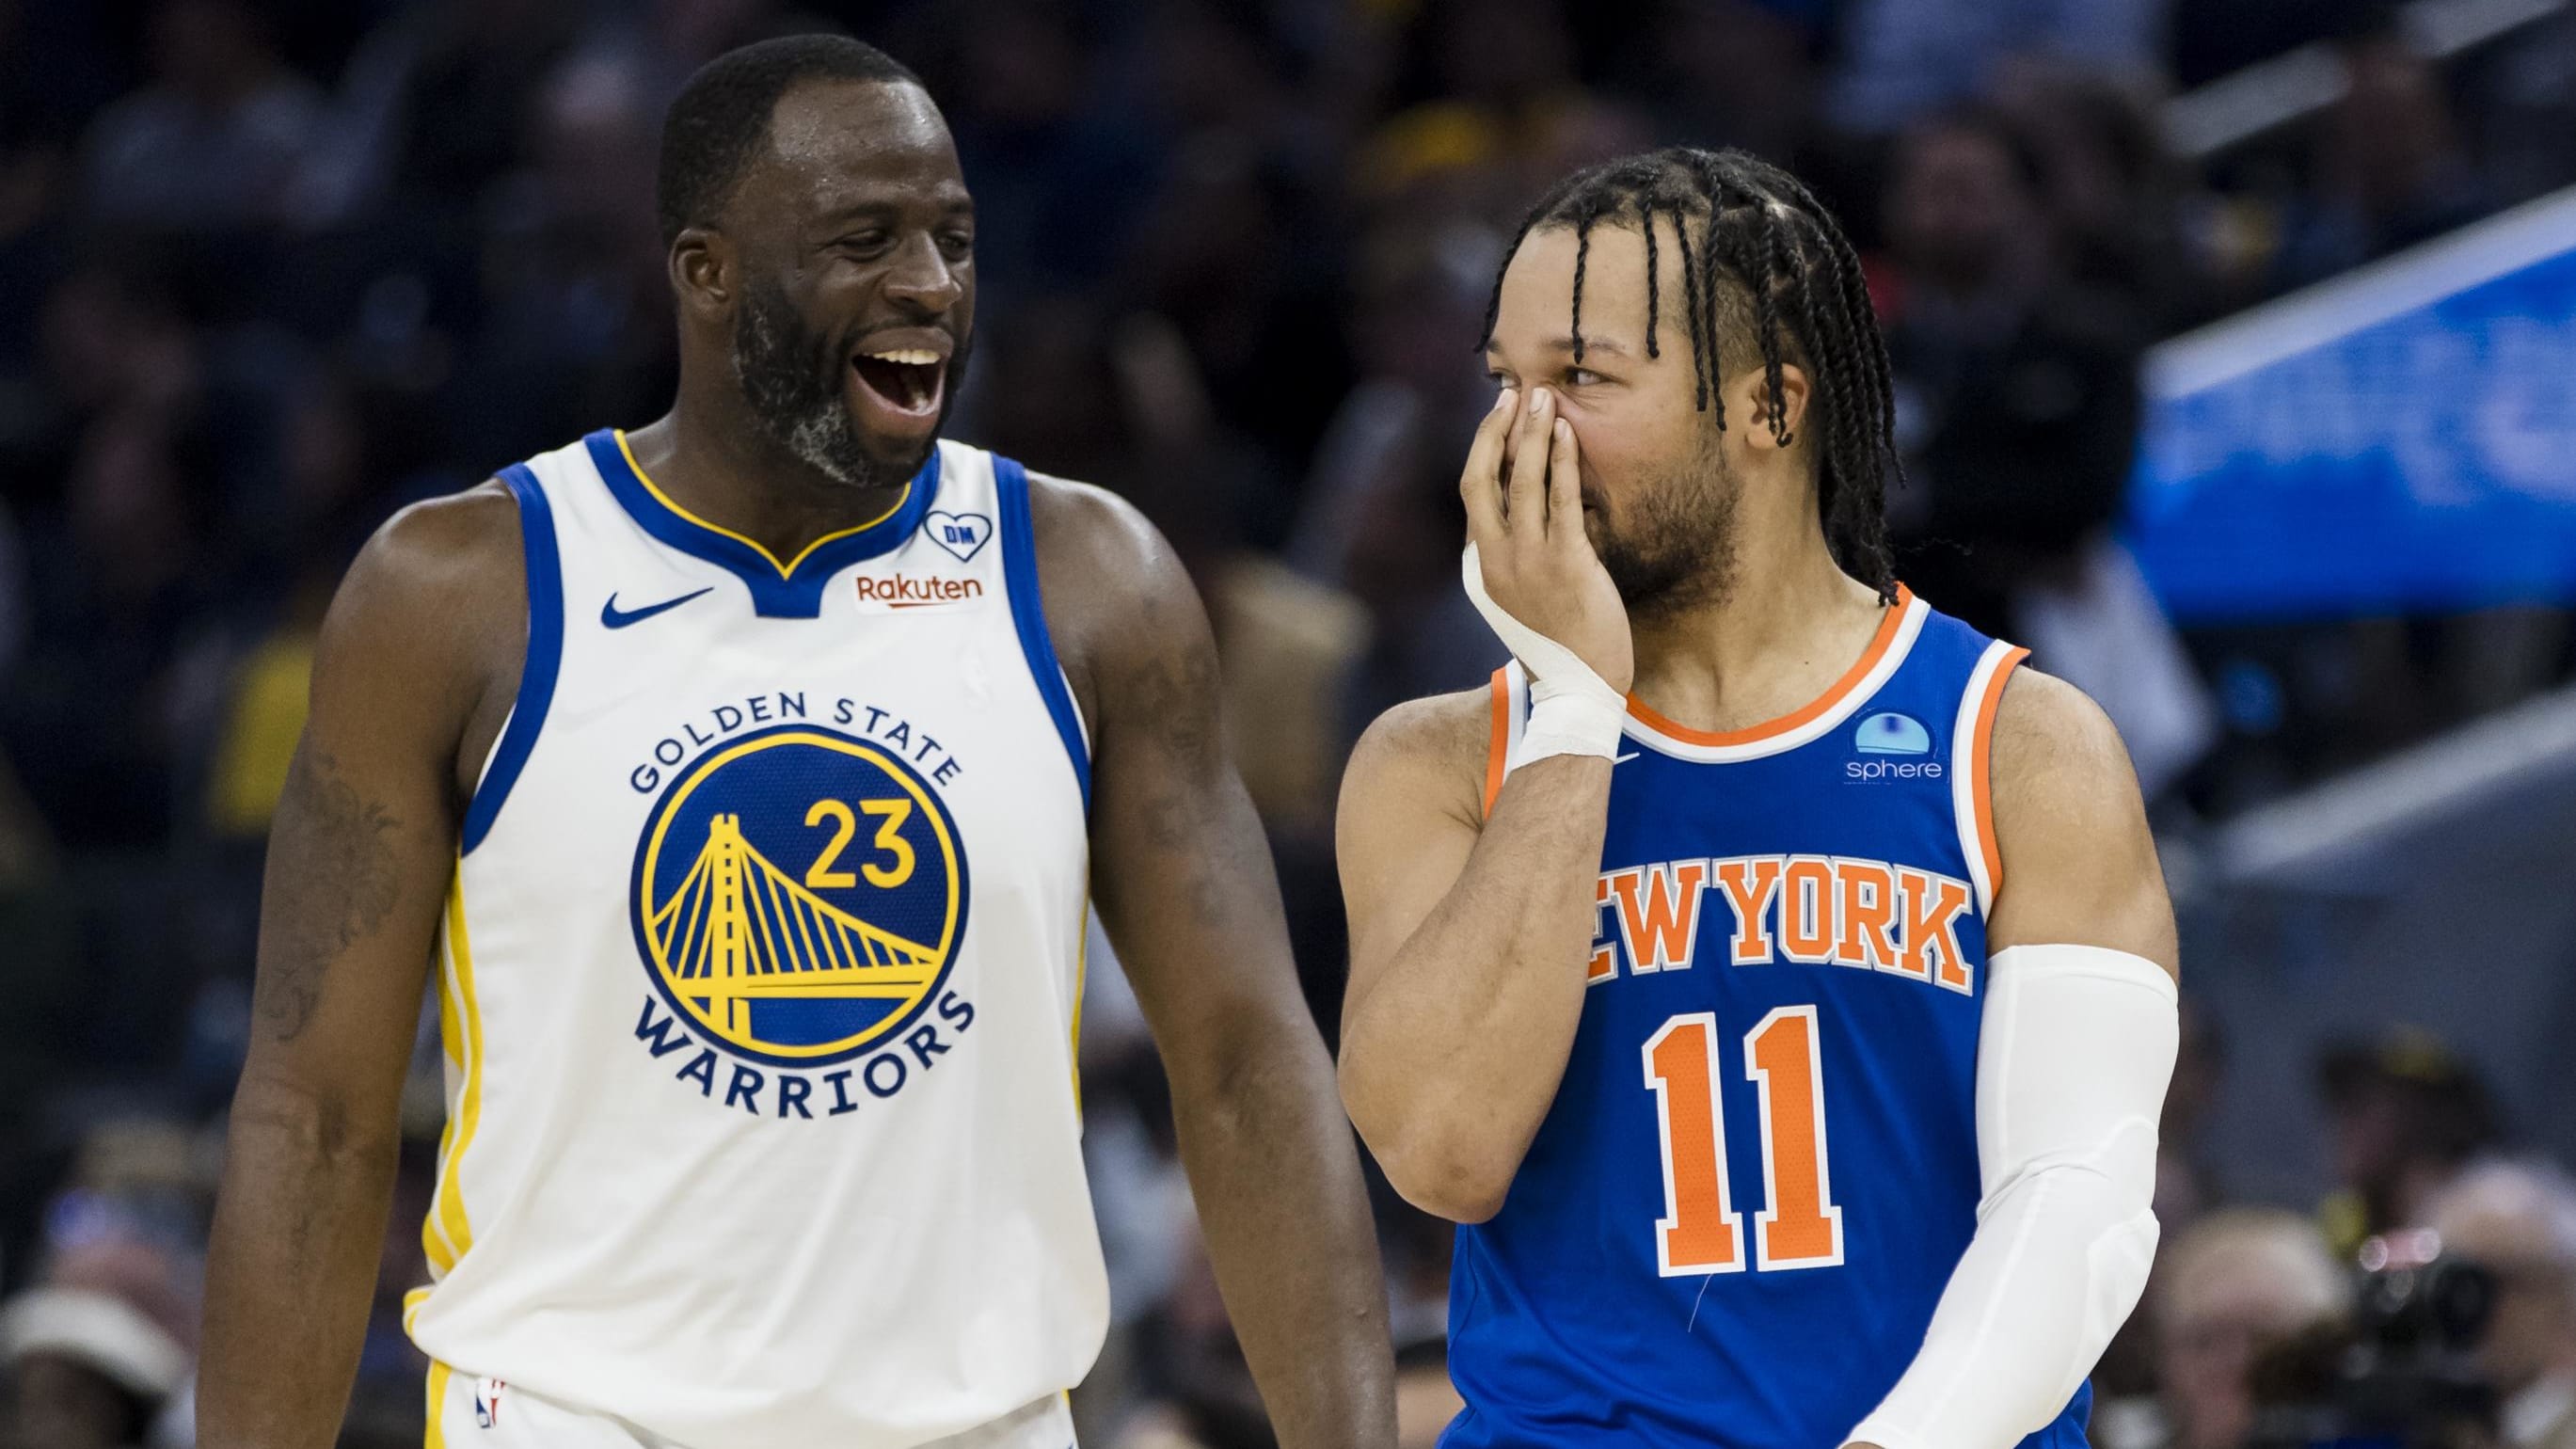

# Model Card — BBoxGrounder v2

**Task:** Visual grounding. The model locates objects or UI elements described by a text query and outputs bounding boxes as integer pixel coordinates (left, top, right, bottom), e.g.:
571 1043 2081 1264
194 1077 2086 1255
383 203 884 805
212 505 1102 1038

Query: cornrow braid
1640 199 1659 359
1569 210 1590 364
1669 191 1709 412
1477 146 1902 602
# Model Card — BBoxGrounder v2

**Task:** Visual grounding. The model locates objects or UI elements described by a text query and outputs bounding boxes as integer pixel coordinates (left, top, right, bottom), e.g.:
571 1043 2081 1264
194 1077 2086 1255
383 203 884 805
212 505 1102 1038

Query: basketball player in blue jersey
199 36 1392 1449
1338 148 2180 1448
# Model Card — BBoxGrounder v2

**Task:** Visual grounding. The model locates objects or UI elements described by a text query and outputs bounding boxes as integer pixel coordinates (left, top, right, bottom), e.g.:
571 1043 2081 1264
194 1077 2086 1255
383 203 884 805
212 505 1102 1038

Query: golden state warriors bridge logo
629 724 967 1068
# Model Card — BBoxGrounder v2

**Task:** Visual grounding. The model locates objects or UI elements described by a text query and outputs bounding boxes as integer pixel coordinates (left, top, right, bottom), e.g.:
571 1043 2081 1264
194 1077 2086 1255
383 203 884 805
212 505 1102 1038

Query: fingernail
1555 419 1570 439
1529 388 1550 414
1492 389 1513 412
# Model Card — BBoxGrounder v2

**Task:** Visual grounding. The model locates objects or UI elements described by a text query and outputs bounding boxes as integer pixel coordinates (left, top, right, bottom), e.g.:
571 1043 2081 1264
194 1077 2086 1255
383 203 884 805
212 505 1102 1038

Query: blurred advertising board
2128 185 2576 621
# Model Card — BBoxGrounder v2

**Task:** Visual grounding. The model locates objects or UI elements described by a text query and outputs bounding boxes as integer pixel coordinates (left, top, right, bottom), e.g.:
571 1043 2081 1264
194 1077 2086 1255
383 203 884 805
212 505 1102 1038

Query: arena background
1 0 2573 1444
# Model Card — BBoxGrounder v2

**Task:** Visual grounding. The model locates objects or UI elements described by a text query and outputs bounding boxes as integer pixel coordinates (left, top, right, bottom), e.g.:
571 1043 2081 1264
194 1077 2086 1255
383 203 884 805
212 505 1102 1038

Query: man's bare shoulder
1356 690 1492 776
1342 689 1494 834
1986 664 2177 974
348 480 525 611
318 480 531 788
1988 665 2136 813
1024 467 1178 602
1021 467 1204 706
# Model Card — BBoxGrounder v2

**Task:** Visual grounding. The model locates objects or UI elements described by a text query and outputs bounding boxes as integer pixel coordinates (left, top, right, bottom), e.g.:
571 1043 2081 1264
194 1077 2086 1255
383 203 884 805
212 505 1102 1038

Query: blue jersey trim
994 456 1091 812
461 464 564 855
583 429 941 619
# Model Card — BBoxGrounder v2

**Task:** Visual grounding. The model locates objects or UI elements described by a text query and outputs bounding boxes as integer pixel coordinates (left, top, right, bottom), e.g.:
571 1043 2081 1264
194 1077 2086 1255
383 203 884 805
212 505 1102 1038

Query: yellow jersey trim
1068 899 1089 1112
425 1361 453 1449
613 429 912 579
421 867 487 1275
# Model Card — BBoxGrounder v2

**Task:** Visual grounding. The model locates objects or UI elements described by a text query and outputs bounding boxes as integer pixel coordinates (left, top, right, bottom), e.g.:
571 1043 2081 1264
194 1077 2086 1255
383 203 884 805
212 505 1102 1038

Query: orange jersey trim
1482 667 1511 818
1968 645 2030 904
1625 586 1915 747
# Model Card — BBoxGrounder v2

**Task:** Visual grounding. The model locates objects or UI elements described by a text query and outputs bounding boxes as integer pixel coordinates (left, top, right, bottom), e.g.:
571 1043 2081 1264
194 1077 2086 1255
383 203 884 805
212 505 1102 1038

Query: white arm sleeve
1847 943 2179 1449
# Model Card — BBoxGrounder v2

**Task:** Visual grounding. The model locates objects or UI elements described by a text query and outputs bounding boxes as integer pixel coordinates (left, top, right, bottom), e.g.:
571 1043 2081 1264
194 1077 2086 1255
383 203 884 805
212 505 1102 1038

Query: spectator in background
1291 219 1502 755
1986 62 2216 330
2274 14 2492 294
318 0 583 226
447 45 673 469
1628 0 1821 165
0 1286 188 1449
2 410 213 852
2426 1160 2576 1449
2317 1029 2508 1257
0 1137 203 1449
76 0 322 234
1827 0 2168 135
1881 105 2141 638
2161 998 2230 1231
930 0 1157 316
25 261 203 481
2091 995 2236 1430
2139 1209 2351 1449
1879 105 2214 796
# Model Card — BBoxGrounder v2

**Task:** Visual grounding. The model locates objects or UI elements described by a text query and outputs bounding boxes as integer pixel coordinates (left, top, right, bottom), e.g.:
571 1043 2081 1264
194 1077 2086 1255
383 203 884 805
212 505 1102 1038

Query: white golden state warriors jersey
403 429 1105 1449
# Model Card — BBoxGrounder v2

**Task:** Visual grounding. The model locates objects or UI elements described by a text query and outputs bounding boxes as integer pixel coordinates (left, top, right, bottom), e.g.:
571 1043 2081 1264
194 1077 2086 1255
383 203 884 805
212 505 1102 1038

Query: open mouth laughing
848 331 952 440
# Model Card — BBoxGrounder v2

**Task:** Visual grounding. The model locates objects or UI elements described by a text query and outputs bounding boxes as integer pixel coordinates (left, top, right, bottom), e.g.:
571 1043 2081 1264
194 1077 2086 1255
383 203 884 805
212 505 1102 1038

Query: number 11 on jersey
1643 1005 1845 1277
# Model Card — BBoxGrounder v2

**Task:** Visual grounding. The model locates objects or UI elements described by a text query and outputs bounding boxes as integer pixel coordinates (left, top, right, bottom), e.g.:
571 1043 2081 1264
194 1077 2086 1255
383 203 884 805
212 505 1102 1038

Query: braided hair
1480 148 1900 601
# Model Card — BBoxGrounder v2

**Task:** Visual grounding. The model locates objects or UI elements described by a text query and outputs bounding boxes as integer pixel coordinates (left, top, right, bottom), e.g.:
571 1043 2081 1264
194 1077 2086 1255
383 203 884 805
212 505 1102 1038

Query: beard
730 277 961 491
1590 428 1741 620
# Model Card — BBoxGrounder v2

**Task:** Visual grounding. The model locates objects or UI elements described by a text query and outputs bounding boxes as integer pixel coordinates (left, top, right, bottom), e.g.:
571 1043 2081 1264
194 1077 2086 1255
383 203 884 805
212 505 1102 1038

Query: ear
1726 361 1811 451
669 228 736 323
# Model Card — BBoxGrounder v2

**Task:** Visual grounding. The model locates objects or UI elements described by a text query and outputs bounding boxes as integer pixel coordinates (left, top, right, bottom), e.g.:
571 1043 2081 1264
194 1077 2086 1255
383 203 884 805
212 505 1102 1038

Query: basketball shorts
427 1363 1077 1448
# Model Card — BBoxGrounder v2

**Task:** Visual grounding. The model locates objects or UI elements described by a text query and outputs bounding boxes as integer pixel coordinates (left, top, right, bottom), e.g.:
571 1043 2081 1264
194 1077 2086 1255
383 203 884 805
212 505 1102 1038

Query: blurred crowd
2 0 2573 1445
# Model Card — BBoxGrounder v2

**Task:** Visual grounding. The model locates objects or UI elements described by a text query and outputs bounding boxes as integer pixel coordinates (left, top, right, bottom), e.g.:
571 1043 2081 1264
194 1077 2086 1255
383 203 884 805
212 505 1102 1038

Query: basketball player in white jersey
199 36 1392 1449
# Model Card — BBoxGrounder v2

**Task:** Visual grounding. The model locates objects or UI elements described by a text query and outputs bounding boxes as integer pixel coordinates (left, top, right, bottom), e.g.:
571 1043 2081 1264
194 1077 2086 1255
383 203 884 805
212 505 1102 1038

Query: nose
883 232 964 317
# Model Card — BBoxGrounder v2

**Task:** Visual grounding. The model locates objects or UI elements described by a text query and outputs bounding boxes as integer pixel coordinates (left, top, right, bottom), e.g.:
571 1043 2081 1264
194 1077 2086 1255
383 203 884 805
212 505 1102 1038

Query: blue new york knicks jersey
1445 589 2075 1449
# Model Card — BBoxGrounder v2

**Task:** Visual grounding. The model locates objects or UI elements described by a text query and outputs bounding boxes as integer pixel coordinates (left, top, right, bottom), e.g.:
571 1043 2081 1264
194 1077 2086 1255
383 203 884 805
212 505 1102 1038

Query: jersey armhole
460 464 564 855
1949 641 2030 916
994 455 1092 813
1479 662 1531 820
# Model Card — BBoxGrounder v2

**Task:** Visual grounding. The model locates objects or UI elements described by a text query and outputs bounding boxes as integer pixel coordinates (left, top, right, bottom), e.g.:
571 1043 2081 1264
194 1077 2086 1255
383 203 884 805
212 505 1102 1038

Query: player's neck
1626 497 1888 737
625 392 914 565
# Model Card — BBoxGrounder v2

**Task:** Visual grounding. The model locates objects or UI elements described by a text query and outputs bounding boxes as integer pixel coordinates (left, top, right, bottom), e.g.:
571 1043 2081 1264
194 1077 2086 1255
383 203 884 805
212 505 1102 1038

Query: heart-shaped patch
923 510 993 564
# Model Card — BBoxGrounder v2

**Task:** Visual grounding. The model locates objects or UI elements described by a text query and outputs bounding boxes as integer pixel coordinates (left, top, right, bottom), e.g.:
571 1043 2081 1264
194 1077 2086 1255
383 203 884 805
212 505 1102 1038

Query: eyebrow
1486 335 1636 359
814 195 976 225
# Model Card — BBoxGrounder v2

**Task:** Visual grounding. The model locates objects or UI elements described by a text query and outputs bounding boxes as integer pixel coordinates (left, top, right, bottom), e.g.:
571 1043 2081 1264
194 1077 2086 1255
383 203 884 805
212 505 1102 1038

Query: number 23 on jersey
1644 1004 1845 1276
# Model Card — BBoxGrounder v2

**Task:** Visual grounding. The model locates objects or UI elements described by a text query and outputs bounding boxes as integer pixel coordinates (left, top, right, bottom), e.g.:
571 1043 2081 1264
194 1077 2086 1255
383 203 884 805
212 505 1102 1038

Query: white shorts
426 1363 1077 1449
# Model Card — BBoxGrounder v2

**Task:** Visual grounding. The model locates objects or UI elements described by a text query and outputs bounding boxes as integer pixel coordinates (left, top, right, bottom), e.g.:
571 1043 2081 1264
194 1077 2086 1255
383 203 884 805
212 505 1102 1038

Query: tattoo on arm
255 747 404 1042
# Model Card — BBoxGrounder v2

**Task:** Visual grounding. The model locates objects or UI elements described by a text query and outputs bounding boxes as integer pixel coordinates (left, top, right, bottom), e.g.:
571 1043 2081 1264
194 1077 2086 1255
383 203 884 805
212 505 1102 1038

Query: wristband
1461 544 1627 764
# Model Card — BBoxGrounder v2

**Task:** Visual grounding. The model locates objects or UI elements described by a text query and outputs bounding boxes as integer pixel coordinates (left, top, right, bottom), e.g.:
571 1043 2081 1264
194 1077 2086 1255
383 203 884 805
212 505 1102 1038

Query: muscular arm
1849 669 2179 1449
1982 669 2177 969
199 487 523 1449
1036 480 1394 1449
1334 703 1610 1222
1336 385 1627 1223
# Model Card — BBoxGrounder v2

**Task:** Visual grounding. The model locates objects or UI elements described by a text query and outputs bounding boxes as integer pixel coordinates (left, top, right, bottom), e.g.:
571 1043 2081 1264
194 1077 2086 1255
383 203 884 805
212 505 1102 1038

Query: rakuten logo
854 574 985 609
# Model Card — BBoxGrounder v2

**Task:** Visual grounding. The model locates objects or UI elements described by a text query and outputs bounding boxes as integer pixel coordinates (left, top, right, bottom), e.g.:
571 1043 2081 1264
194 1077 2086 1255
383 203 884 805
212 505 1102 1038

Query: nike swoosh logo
1614 752 1641 764
600 587 713 629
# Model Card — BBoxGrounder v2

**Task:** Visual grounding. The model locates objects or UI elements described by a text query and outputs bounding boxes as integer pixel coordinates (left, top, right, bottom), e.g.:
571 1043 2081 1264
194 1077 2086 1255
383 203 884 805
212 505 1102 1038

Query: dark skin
199 77 1394 1448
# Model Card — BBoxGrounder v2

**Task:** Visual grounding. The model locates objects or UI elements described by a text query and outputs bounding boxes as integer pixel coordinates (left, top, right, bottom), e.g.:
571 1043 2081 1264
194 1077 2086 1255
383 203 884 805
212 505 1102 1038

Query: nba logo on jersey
471 1377 505 1428
629 724 968 1067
